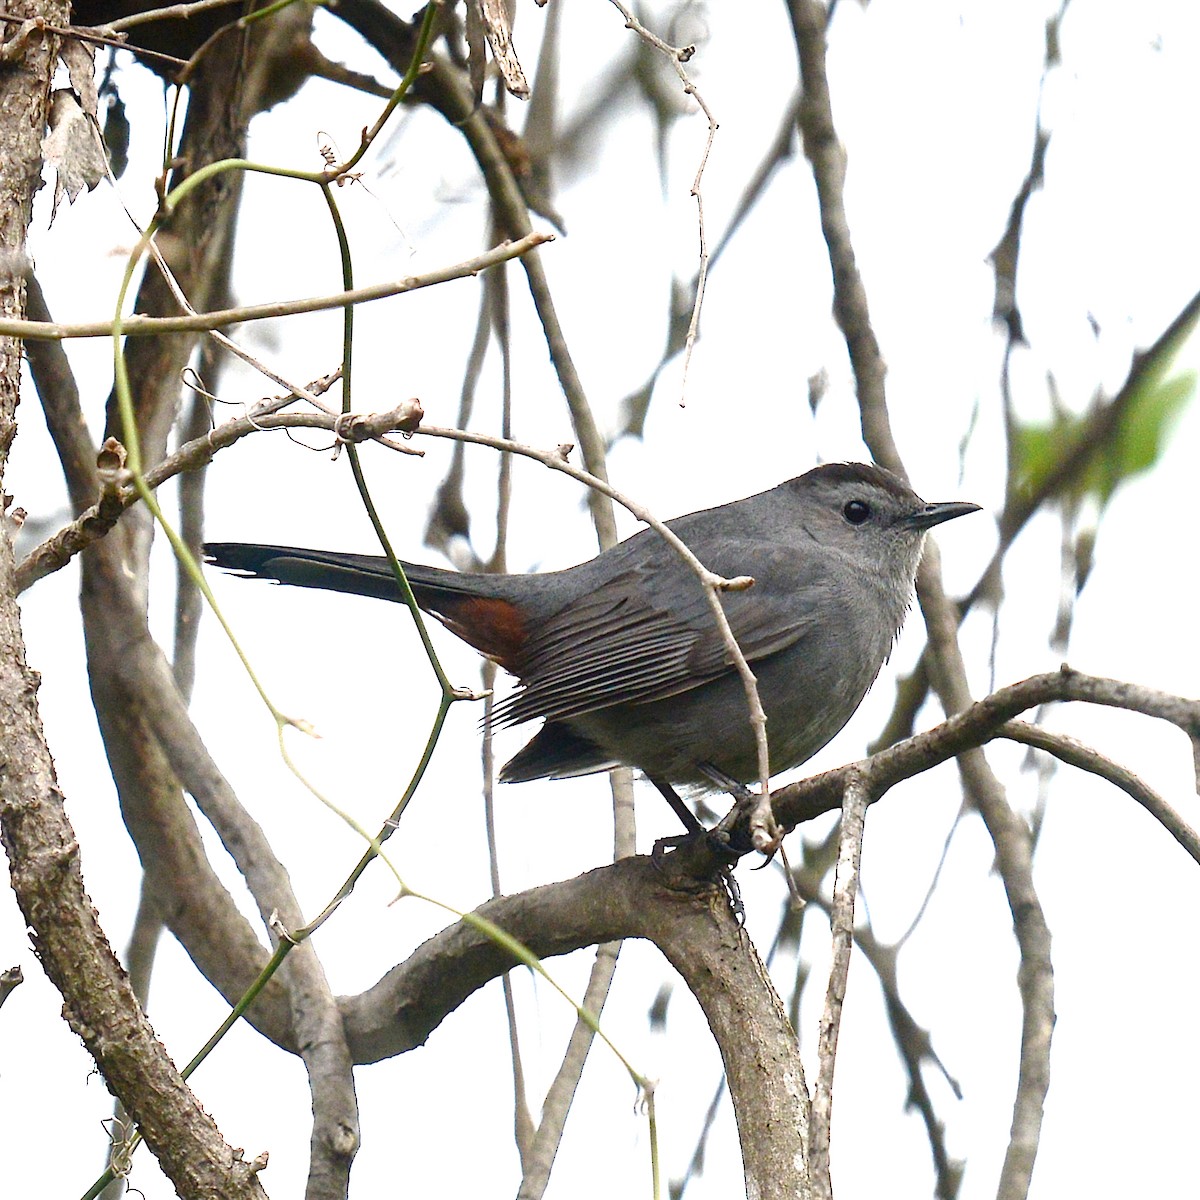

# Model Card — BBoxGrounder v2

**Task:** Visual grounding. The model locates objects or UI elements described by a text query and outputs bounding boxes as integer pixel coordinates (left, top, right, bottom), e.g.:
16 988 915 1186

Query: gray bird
205 462 979 837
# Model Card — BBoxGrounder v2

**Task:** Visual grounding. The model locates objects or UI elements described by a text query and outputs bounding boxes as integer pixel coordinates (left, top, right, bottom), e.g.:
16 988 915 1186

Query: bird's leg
648 771 754 858
649 776 735 857
649 776 705 835
648 774 746 920
697 761 753 801
698 763 761 856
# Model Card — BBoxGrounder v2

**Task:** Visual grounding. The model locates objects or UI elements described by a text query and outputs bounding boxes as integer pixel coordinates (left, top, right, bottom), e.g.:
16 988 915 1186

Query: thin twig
616 88 803 441
0 233 553 340
0 12 189 68
100 0 245 32
14 395 417 593
123 185 423 462
999 720 1200 866
606 0 718 406
809 767 870 1199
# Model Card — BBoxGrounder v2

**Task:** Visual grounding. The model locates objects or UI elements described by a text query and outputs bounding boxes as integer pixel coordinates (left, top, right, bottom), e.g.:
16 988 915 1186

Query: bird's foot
651 827 746 921
698 762 783 861
651 825 743 865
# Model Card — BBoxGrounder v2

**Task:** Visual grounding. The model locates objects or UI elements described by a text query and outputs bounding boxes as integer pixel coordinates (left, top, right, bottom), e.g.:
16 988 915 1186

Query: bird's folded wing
490 543 826 727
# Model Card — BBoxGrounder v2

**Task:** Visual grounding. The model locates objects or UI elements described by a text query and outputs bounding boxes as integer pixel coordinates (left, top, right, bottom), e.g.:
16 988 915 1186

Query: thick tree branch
340 852 811 1199
1 544 271 1200
79 18 361 1196
152 666 1184 1078
0 5 267 1196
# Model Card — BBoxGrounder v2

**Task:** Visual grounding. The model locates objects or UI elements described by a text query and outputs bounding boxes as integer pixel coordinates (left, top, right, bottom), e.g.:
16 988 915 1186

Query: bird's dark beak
901 500 982 531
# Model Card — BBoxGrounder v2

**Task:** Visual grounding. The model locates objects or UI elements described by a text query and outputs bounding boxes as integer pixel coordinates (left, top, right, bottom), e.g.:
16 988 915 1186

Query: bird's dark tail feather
204 543 415 603
204 542 532 668
203 543 493 604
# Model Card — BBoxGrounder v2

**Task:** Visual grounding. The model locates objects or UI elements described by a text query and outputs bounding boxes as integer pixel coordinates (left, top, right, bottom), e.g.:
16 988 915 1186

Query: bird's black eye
843 499 871 525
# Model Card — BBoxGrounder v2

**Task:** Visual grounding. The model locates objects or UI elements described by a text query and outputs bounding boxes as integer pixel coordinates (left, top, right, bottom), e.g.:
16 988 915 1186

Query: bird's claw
650 827 746 921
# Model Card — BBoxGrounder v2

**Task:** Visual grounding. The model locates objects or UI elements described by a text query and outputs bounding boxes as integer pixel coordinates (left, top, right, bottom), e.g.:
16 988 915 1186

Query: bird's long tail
205 542 421 602
203 542 529 668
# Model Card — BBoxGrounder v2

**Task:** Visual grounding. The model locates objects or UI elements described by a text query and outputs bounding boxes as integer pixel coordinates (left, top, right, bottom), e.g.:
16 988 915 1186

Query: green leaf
1011 363 1195 510
1099 368 1195 504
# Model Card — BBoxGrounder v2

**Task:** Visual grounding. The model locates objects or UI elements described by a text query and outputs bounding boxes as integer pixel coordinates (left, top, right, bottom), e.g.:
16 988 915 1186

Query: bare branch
23 272 97 514
15 396 419 593
0 12 266 1193
999 720 1200 866
607 0 718 403
101 0 244 32
317 656 1200 1068
0 11 189 69
788 5 1054 1190
517 941 622 1200
787 874 964 1199
616 87 803 440
776 667 1200 835
0 964 24 1011
809 767 870 1199
2 233 554 340
787 0 896 468
341 852 812 1199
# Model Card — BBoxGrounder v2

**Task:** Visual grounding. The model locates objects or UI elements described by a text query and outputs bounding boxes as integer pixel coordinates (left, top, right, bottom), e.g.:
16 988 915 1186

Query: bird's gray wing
490 542 825 728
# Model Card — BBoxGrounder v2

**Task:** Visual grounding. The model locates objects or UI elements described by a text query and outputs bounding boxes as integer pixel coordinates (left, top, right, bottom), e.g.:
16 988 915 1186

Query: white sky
4 2 1200 1198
